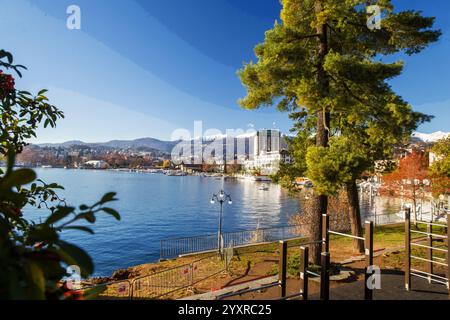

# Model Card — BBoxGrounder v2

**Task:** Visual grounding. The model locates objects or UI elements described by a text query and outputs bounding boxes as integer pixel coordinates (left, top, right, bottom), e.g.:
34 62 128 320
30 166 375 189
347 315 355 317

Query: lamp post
211 190 232 256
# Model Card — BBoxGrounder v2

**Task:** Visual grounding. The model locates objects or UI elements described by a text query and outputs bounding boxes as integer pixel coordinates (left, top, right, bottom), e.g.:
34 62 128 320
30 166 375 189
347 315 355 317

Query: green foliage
430 137 450 197
431 137 450 177
306 136 368 195
272 129 314 191
238 0 439 194
1 50 121 300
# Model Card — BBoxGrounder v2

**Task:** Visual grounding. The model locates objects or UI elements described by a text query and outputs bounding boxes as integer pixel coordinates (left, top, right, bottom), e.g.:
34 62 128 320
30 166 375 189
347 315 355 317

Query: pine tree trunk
309 194 328 264
346 181 364 254
309 0 330 265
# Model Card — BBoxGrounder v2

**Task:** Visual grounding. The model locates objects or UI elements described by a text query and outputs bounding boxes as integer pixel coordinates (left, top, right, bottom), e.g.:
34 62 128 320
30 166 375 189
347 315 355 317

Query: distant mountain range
37 138 180 153
36 131 449 154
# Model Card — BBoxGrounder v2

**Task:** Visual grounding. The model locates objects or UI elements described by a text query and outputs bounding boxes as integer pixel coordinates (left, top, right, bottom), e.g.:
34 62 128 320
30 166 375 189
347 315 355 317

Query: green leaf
76 212 96 223
101 207 121 221
45 206 75 225
25 260 46 300
3 169 36 188
19 90 32 96
56 241 94 277
0 50 13 63
100 192 117 203
63 226 94 235
28 225 59 243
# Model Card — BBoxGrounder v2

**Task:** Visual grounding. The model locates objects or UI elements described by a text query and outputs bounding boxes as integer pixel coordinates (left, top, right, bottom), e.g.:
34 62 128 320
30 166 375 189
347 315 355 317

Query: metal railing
217 238 329 301
404 208 449 297
131 254 227 299
363 210 449 227
77 248 234 300
160 225 304 260
323 214 374 300
76 279 133 300
363 212 405 226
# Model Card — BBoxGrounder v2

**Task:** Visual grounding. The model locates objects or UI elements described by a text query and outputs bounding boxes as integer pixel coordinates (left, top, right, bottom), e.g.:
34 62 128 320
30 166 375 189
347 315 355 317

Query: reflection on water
360 192 403 218
23 168 416 276
24 169 300 276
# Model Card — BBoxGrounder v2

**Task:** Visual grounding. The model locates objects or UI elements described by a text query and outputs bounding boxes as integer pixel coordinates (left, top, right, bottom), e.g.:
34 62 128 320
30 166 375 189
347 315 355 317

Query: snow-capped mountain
199 131 257 141
412 131 450 143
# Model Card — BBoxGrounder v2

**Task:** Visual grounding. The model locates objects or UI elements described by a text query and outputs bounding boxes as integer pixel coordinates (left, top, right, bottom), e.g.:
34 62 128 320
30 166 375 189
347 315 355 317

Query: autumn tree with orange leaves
381 151 430 221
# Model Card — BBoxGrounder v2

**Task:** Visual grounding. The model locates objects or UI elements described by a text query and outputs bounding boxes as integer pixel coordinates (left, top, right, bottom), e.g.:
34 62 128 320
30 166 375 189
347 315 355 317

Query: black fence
160 225 304 260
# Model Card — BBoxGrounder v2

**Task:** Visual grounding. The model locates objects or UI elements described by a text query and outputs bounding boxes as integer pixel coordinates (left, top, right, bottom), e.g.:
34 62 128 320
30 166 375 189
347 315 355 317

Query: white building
243 130 291 175
84 160 109 169
429 152 443 166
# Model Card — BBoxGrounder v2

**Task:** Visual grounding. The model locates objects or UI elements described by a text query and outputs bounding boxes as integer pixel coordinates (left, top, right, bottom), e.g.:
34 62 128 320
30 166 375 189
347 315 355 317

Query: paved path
179 276 278 300
310 270 449 300
181 269 449 300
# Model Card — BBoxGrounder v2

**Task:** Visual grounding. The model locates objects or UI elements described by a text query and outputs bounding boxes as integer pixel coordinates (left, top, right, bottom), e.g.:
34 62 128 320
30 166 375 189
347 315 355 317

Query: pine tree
238 0 440 262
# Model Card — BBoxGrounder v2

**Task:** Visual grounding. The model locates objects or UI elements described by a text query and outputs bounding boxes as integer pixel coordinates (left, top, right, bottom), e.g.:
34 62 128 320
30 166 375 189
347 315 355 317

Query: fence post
405 208 411 291
322 214 329 253
364 221 374 300
299 246 309 300
278 241 287 298
447 213 450 298
130 280 134 300
427 222 433 284
189 263 194 287
320 252 330 301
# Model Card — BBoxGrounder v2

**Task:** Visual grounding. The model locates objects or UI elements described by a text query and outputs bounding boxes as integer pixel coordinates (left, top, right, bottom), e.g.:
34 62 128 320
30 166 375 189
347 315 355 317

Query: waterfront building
179 162 203 174
244 130 291 175
84 160 109 169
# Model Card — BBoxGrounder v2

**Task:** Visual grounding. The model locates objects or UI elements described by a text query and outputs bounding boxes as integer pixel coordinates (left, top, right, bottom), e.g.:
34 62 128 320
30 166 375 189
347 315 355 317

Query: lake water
25 169 302 276
24 169 403 276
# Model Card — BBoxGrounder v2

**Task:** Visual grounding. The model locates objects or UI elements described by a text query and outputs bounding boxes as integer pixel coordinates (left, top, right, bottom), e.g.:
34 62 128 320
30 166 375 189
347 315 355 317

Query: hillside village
11 131 449 176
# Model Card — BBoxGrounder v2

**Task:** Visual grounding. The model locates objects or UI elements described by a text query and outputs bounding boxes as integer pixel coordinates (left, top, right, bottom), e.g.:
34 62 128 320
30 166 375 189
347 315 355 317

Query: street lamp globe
210 190 233 257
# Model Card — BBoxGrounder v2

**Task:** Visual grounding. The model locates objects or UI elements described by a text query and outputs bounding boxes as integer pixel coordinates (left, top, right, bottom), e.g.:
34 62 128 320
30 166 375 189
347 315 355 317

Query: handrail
161 225 304 242
411 242 448 253
276 292 304 300
411 255 448 267
306 270 320 277
217 282 279 300
410 229 448 239
411 220 448 228
328 230 365 241
410 268 448 281
410 272 448 286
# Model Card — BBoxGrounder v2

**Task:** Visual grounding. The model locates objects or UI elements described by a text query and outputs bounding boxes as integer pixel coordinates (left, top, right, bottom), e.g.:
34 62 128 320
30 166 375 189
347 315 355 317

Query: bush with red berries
0 70 15 99
1 49 121 300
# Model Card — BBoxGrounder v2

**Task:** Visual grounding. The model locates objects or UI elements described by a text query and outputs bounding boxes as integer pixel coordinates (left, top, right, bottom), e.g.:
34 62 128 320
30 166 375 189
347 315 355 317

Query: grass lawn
88 223 447 300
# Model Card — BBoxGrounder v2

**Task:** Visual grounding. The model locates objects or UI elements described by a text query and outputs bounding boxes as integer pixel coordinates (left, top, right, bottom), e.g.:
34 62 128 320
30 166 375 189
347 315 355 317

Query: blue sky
0 0 449 143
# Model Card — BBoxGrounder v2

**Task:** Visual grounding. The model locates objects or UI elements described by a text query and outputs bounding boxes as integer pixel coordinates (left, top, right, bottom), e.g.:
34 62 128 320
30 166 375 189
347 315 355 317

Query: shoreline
30 166 275 182
81 223 443 300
